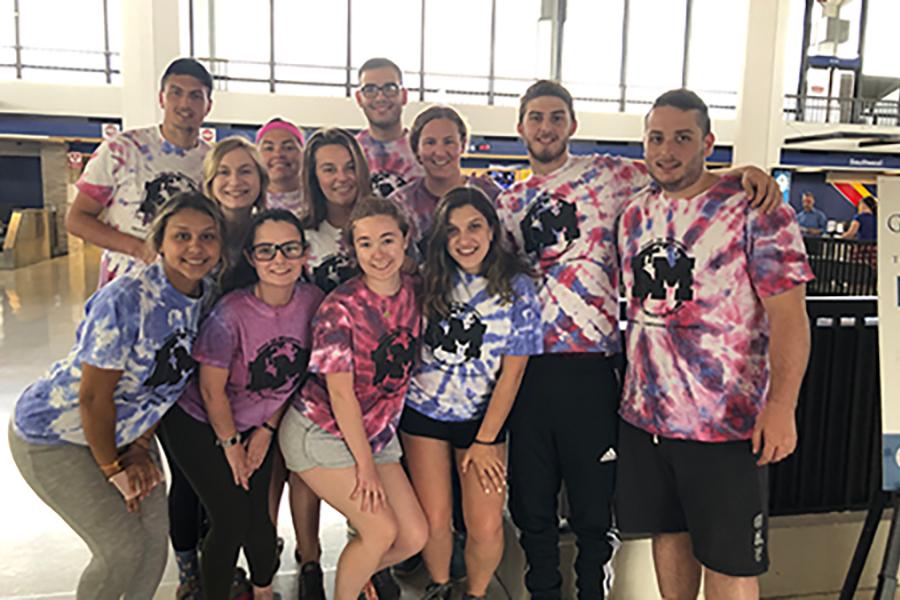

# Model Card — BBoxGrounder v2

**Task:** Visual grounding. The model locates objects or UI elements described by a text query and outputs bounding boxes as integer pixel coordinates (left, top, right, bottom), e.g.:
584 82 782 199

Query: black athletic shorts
399 405 506 450
615 420 769 577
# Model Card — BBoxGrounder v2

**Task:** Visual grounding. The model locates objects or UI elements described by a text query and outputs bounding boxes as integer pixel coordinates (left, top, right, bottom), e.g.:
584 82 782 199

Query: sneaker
230 567 252 600
371 567 401 600
422 581 453 600
449 531 467 581
299 562 326 600
392 552 423 577
175 577 202 600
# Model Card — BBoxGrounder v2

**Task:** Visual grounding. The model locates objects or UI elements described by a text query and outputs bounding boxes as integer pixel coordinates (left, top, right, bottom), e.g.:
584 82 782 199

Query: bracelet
261 422 277 434
473 438 494 446
217 434 241 448
99 458 122 477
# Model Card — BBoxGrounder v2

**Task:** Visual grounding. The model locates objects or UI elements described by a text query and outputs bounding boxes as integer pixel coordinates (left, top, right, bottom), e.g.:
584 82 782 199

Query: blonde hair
202 136 269 212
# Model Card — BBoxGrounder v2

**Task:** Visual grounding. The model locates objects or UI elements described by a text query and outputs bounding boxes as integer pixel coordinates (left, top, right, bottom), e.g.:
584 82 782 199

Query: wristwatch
217 433 241 448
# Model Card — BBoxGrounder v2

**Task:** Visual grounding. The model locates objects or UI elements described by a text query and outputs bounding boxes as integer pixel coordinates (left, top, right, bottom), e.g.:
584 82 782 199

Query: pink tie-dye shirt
496 154 648 354
355 129 425 198
298 274 420 452
617 176 814 442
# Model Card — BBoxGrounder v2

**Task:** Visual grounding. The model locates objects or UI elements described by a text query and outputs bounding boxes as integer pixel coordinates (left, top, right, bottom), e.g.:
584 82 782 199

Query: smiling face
517 95 576 166
446 203 493 274
258 128 302 186
159 74 212 134
159 208 222 294
211 147 262 211
352 214 407 287
248 219 307 289
417 118 464 182
314 143 359 208
643 105 714 193
355 66 407 130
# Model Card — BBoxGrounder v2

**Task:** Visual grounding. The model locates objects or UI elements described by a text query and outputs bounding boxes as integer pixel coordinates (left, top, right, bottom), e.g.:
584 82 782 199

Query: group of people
9 55 814 600
796 190 878 241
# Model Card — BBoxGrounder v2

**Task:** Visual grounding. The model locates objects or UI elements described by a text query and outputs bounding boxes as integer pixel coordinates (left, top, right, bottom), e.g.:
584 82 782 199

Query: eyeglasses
359 82 401 99
249 241 306 261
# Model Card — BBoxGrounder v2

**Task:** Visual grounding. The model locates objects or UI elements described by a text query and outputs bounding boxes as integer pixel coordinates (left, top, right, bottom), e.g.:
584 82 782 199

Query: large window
561 0 625 113
624 0 688 113
687 0 748 118
0 0 120 83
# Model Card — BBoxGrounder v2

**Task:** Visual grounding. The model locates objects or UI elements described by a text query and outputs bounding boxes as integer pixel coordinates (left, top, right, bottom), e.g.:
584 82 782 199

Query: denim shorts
278 406 402 473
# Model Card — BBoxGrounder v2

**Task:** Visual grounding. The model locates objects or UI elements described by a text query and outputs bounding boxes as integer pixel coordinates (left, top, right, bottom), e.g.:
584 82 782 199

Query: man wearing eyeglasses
355 58 425 198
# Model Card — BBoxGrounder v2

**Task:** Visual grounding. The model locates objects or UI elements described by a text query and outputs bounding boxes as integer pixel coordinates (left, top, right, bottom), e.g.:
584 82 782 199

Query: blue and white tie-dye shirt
406 271 542 422
13 261 207 446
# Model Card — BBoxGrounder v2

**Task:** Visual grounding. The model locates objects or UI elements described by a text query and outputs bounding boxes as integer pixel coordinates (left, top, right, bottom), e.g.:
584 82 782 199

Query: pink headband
255 120 305 146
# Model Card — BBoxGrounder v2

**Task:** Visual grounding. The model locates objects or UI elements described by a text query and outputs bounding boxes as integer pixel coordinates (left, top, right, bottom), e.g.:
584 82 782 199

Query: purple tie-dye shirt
617 176 814 442
496 154 648 354
356 129 425 198
298 274 420 452
178 283 324 431
389 175 502 250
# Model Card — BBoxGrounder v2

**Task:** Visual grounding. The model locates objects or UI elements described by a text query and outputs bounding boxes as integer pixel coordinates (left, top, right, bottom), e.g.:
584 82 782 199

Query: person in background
160 209 324 600
280 196 428 600
841 196 878 242
257 118 309 219
616 88 812 600
67 58 213 287
402 188 542 600
10 193 223 599
795 192 827 237
390 105 501 255
355 57 425 198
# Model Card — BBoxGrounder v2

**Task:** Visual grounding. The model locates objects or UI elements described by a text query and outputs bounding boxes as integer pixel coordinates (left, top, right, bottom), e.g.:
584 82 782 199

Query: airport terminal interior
1 0 898 598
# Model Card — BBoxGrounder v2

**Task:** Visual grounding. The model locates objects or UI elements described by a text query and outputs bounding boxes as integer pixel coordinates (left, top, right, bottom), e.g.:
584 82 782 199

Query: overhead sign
200 127 217 143
877 176 900 490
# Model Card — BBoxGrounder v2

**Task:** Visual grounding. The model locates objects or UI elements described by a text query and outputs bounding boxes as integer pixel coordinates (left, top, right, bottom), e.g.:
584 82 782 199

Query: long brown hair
422 187 530 321
301 127 370 229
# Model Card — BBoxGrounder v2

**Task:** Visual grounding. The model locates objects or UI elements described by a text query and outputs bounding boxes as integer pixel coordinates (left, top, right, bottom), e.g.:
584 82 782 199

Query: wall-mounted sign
877 177 900 491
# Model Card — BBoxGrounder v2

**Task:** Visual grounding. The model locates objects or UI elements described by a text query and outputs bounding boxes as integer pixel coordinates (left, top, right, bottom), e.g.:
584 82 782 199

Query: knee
465 512 504 546
395 516 428 560
423 505 453 539
358 517 399 555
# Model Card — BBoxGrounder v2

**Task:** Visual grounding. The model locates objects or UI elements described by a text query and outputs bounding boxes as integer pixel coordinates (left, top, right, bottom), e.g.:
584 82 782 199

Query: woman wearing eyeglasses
159 209 324 600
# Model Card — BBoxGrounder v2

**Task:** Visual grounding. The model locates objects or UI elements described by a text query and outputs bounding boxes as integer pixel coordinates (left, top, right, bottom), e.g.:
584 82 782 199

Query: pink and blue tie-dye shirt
496 154 648 354
178 283 324 431
76 126 209 286
617 176 814 442
266 188 309 221
355 129 425 198
298 274 420 452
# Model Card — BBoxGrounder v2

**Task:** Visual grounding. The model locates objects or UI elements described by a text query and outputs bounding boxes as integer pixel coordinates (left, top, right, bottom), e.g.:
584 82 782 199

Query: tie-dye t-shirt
389 175 502 252
406 271 542 421
303 219 359 294
355 129 425 198
617 176 814 442
496 154 648 354
298 274 420 452
178 283 324 431
266 189 309 221
13 261 207 446
76 126 209 286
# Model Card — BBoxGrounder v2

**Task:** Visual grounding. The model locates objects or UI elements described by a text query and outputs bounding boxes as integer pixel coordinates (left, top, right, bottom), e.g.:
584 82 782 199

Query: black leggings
159 405 277 599
160 440 204 553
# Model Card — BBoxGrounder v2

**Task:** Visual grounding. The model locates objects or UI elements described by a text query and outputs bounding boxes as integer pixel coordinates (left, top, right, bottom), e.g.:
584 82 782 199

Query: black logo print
424 303 486 365
371 328 416 389
144 330 196 388
138 172 198 226
312 254 358 293
631 239 695 317
370 172 407 199
247 336 310 393
520 192 581 258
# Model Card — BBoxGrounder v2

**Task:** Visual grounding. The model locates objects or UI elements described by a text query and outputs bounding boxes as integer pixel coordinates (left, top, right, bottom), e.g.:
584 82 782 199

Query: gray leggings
8 423 168 600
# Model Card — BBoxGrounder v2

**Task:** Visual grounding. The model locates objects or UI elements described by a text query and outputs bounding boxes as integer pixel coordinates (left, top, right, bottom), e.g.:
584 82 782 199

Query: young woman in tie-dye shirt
10 193 224 599
279 196 427 600
401 187 542 600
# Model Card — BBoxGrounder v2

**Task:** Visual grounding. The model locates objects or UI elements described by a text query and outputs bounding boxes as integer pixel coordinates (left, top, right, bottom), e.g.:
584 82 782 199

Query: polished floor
0 251 895 599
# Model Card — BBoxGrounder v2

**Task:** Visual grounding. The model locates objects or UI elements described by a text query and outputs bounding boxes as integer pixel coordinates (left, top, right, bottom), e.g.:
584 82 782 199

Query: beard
647 154 706 193
525 138 567 165
364 104 402 130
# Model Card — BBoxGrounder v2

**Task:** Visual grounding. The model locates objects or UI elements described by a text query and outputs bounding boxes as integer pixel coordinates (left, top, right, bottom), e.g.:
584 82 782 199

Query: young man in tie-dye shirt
354 57 424 198
615 89 812 600
67 58 213 287
496 80 781 600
